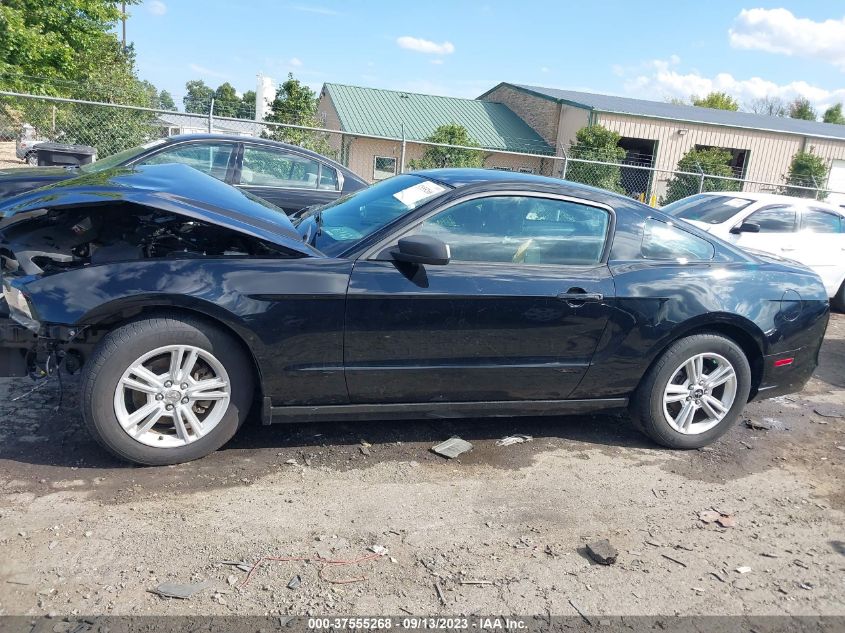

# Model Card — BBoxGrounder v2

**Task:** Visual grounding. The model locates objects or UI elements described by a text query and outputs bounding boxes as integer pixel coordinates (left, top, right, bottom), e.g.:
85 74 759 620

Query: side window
410 196 610 265
746 206 796 233
140 142 235 180
318 165 339 191
240 146 320 188
642 218 715 261
802 209 842 233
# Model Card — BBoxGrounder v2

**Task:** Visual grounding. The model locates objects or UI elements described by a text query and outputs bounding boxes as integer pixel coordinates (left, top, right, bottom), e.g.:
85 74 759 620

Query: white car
662 192 845 308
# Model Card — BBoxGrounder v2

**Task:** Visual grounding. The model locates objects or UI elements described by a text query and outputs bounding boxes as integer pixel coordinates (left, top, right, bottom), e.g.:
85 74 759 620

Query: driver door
343 194 616 403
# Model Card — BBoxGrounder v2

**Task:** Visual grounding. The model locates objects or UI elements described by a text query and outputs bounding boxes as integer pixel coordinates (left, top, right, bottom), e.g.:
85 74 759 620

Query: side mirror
730 221 761 234
391 235 450 266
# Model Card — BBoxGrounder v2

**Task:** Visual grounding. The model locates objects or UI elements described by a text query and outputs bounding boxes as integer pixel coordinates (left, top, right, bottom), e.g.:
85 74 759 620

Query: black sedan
0 164 828 465
0 133 366 214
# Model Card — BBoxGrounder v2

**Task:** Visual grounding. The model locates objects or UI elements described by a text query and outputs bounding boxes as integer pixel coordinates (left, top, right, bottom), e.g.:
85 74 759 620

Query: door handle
557 288 603 306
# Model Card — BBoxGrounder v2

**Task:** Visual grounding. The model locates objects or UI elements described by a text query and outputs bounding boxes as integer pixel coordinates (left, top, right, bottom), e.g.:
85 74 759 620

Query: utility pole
121 2 127 53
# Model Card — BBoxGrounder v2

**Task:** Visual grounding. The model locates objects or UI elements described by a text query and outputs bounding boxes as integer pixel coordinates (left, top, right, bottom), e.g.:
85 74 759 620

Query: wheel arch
638 315 766 401
73 298 265 405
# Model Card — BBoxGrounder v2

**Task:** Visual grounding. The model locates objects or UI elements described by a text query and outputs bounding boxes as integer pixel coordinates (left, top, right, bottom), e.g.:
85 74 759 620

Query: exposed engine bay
0 202 292 277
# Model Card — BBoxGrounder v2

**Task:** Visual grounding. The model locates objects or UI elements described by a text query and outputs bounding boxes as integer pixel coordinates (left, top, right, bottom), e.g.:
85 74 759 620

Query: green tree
0 1 162 157
408 123 484 170
692 92 739 111
565 125 626 193
0 0 139 95
823 103 845 125
183 79 214 114
158 90 176 111
784 151 829 198
663 147 740 204
238 90 256 119
213 82 241 117
789 97 817 121
263 73 333 155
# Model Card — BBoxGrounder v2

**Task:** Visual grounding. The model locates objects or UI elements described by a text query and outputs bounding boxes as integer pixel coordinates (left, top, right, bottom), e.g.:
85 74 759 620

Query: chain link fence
1 91 842 204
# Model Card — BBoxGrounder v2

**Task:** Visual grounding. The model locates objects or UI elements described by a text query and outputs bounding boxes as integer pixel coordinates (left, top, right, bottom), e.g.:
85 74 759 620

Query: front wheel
631 334 751 449
81 314 254 465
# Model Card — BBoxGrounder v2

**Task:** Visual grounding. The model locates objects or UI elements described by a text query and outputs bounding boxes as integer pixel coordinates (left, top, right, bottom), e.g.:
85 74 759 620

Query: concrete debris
568 598 593 626
585 539 618 565
150 580 212 599
814 405 845 418
226 574 238 586
287 575 301 590
359 446 371 456
699 509 736 528
745 418 772 431
368 545 389 556
431 437 473 459
735 566 752 574
495 434 533 447
219 560 253 573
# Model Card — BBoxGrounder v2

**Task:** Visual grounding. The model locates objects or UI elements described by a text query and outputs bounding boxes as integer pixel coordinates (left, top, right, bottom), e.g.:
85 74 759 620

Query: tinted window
141 142 235 180
241 146 321 188
412 196 610 265
662 194 754 224
642 218 715 261
747 207 796 233
802 209 842 233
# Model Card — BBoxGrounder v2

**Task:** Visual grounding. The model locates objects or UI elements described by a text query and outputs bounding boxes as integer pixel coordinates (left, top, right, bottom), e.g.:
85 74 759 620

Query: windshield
295 174 451 256
662 194 755 224
79 139 167 173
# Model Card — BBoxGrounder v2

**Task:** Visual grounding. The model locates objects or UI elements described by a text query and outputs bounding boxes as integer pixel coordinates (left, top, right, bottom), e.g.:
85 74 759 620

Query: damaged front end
0 163 318 379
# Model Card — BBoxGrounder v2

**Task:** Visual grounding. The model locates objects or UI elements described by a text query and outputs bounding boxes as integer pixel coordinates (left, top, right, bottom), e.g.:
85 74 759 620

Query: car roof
694 190 842 210
160 133 365 184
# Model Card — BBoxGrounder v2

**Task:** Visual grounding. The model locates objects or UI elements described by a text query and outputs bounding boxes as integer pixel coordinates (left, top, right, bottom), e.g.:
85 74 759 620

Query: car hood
0 166 77 199
0 163 318 257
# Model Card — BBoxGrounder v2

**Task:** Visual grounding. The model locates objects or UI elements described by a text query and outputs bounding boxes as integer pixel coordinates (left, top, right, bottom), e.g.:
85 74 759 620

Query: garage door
827 159 845 205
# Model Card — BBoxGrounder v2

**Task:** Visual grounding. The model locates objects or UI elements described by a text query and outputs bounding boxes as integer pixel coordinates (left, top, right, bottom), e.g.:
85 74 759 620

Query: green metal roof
323 83 554 154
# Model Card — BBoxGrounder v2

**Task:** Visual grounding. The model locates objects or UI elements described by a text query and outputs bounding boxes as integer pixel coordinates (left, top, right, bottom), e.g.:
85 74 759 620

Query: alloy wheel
662 352 738 435
113 344 231 448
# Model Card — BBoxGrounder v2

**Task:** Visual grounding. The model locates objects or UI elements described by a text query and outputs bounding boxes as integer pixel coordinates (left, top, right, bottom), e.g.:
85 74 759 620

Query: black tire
80 313 254 466
832 281 845 312
630 333 751 449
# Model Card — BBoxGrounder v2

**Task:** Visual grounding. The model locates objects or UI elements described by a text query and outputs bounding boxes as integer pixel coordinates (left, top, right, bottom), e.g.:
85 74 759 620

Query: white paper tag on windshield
393 181 448 208
724 198 750 208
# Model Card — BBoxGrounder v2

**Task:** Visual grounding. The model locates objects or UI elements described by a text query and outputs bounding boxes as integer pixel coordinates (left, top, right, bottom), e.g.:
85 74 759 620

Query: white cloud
188 63 228 79
396 36 455 55
147 0 167 15
619 55 845 113
729 8 845 70
286 4 339 16
431 59 444 65
289 57 303 67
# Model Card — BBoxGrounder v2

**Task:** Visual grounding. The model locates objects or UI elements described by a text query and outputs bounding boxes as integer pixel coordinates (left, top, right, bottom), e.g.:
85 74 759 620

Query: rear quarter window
642 218 715 261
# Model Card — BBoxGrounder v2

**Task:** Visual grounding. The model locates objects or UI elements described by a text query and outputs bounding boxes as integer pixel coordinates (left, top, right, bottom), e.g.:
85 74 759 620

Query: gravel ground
0 315 843 618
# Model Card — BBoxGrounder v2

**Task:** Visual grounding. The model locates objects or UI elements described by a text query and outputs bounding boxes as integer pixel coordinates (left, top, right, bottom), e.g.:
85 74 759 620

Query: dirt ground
0 141 23 169
0 314 843 619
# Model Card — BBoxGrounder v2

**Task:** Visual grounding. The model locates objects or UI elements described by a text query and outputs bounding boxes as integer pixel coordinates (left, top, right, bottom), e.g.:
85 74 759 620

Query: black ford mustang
0 164 829 465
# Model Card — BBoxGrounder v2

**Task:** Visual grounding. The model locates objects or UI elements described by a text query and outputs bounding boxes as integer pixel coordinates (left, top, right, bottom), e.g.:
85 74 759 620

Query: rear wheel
631 334 751 449
81 314 254 465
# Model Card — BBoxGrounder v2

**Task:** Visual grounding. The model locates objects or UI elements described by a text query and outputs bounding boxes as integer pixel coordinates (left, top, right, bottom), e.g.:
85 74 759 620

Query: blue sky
130 1 845 112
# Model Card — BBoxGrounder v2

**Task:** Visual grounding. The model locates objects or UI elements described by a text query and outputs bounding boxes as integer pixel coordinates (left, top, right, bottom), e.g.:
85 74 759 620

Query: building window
374 156 397 181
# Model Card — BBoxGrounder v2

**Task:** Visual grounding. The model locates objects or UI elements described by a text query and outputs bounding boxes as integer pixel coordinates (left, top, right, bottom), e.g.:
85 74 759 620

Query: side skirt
264 397 629 425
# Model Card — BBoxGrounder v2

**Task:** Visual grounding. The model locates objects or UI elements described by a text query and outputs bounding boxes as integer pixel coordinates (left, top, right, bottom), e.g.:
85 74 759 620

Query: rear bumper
751 343 821 402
